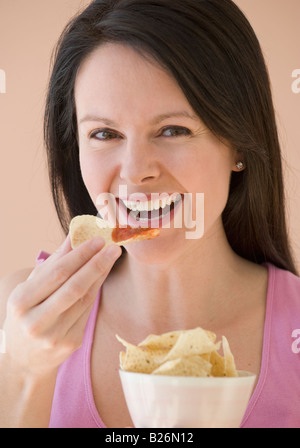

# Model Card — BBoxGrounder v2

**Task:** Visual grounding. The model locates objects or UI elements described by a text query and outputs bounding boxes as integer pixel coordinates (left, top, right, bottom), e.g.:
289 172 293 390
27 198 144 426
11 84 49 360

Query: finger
48 233 73 261
24 244 121 333
40 244 121 319
54 281 101 347
39 289 98 356
27 234 72 281
9 236 106 311
64 301 96 351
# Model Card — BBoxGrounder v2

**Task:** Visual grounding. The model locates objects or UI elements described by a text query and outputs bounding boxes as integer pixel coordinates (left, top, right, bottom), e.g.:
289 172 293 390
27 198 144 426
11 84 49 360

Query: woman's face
75 43 239 263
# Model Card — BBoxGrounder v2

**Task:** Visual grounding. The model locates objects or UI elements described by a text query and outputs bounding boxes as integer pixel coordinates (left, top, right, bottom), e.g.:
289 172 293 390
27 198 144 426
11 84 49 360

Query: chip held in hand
69 215 160 249
116 327 238 378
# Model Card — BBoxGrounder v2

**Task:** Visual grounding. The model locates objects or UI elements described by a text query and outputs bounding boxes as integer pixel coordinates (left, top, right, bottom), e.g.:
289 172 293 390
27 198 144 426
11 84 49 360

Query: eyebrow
78 115 118 126
151 111 199 125
78 111 199 126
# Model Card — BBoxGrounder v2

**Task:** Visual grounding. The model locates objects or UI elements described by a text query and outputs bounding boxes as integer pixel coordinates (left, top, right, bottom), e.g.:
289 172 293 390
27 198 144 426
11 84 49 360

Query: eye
161 126 192 138
90 128 120 141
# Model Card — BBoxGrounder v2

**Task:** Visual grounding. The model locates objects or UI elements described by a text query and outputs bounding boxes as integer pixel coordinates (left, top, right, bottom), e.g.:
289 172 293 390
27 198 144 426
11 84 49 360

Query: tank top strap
36 250 51 265
36 249 106 427
83 288 101 349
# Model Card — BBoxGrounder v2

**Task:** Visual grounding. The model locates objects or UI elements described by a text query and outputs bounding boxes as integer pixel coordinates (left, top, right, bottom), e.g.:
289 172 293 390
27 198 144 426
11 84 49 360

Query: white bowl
119 370 256 428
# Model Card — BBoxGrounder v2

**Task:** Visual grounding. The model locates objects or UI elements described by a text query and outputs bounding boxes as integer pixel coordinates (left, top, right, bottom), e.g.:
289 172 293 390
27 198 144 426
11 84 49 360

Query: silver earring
236 162 244 170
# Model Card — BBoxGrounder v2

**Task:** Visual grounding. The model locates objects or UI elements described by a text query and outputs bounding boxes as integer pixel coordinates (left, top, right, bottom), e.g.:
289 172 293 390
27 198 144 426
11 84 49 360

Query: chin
124 228 188 266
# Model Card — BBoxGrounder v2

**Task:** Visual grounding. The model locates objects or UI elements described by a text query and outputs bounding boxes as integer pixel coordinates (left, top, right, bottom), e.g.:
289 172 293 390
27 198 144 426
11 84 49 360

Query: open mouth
118 193 182 227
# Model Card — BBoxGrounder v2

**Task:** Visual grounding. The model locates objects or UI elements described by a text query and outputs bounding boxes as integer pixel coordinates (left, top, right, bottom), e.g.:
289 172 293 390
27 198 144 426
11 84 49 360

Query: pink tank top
36 252 300 428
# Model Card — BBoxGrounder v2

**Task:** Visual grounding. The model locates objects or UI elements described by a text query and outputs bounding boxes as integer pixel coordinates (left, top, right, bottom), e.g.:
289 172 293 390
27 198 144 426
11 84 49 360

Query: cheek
184 152 232 230
179 149 230 194
201 160 233 231
79 152 111 204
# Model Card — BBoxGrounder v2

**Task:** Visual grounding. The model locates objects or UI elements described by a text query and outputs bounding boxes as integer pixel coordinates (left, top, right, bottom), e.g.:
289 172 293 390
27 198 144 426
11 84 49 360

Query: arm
0 269 58 428
0 236 122 428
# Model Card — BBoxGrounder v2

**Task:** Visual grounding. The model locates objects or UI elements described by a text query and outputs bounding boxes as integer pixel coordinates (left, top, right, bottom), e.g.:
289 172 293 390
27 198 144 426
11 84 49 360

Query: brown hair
44 0 297 274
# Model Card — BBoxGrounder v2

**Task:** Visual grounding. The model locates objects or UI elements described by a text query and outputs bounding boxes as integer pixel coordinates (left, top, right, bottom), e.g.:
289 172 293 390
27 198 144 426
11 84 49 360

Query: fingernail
104 245 122 261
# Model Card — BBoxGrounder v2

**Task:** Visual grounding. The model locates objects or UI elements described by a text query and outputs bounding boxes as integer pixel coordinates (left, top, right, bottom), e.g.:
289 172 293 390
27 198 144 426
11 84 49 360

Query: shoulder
267 263 300 323
268 263 300 294
0 268 33 326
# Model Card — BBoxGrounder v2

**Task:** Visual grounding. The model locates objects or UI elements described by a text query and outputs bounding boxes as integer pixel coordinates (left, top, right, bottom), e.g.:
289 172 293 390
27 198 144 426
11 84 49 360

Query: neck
110 224 253 335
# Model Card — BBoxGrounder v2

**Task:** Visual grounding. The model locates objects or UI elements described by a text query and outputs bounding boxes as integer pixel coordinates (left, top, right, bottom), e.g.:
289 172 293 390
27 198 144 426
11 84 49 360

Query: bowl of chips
117 327 256 428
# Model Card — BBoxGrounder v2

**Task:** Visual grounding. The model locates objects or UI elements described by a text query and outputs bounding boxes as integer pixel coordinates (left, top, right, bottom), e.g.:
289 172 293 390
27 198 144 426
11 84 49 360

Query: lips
118 193 183 227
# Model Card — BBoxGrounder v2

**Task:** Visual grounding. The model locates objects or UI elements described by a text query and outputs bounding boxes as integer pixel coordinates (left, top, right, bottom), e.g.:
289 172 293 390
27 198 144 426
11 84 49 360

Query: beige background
0 0 299 278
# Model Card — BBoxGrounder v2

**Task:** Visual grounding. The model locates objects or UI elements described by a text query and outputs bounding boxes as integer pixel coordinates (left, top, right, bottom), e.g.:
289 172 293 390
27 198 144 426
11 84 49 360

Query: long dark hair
44 0 297 275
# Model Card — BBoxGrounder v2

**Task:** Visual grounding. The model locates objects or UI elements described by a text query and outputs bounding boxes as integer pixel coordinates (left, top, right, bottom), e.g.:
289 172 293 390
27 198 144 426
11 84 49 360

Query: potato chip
138 328 216 351
205 330 218 343
116 327 239 378
152 355 212 377
209 350 226 377
162 327 218 362
138 330 181 350
119 345 156 373
116 335 168 373
200 352 211 362
222 336 238 377
70 215 159 249
119 350 126 369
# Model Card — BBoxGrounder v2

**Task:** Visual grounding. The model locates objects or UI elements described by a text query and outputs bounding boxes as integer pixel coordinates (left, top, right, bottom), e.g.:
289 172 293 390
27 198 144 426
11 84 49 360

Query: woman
0 0 299 428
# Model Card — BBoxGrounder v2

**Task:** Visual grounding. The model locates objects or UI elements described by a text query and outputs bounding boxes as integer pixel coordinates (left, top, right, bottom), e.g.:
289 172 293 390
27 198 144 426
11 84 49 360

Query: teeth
122 194 181 212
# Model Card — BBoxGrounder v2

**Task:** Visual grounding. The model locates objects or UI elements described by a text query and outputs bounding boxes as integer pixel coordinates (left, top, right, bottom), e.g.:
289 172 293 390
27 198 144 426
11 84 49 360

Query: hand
3 235 122 377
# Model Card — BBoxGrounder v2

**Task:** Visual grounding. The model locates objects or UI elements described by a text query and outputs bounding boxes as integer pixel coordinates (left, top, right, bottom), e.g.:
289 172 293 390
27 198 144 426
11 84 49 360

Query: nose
119 137 161 185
